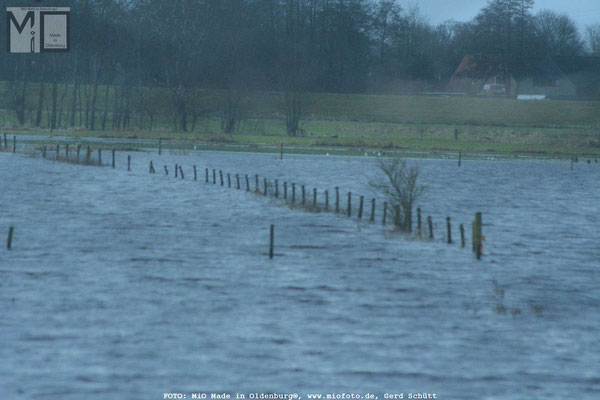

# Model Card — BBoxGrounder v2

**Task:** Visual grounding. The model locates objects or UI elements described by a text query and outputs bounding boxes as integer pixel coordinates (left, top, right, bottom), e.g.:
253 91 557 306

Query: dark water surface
1 149 598 399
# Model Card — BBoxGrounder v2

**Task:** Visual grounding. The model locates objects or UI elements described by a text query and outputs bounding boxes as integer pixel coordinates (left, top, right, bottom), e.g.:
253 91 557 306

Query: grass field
2 84 599 156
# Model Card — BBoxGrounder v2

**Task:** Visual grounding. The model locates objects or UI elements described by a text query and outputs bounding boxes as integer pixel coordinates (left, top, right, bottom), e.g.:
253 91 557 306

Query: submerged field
1 87 600 156
1 147 599 398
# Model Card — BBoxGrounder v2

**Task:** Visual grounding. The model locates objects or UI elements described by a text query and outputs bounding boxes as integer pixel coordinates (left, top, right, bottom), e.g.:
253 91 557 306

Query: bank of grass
3 89 600 157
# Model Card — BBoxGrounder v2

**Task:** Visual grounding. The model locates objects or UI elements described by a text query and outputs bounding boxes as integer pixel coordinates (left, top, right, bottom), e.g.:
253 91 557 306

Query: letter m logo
7 9 37 53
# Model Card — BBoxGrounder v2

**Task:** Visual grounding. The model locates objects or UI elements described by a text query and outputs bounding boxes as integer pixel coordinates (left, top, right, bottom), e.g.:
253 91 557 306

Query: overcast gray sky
417 0 600 31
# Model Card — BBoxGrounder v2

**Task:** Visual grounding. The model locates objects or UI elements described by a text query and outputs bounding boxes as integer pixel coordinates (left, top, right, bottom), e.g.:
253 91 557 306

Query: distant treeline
1 0 599 134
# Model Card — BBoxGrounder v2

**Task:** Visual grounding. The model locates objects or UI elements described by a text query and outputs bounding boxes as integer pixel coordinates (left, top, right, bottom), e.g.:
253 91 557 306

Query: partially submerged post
149 161 155 173
370 198 375 221
460 224 465 248
264 178 268 196
12 136 16 153
164 165 168 175
245 174 250 191
86 146 91 164
347 192 352 217
55 144 59 160
301 185 306 205
228 173 231 187
280 143 283 160
175 164 178 177
358 196 364 219
7 227 14 250
179 165 184 179
446 217 452 244
98 149 102 165
128 155 131 171
205 168 209 182
275 180 279 197
325 190 329 211
458 152 462 167
193 165 197 180
213 169 216 184
236 174 240 189
219 170 224 186
292 183 296 204
76 145 81 163
313 188 317 207
269 224 274 259
66 144 69 159
335 187 340 213
283 182 287 199
255 174 259 192
3 133 6 148
382 202 387 224
427 216 433 239
472 212 482 259
112 149 116 168
158 138 162 155
417 208 422 237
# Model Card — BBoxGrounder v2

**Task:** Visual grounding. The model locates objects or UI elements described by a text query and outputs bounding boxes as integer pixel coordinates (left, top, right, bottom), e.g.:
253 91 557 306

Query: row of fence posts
4 138 484 257
147 160 484 259
35 142 124 168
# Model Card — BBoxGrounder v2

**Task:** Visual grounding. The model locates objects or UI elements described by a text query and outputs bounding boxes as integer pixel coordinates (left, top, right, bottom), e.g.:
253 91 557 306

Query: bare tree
371 157 426 232
586 24 600 55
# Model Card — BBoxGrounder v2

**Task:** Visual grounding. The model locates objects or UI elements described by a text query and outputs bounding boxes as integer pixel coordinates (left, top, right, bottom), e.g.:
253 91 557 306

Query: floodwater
1 146 599 400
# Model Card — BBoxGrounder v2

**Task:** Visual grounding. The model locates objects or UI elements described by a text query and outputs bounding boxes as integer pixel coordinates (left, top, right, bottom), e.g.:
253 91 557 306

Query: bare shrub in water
371 157 426 232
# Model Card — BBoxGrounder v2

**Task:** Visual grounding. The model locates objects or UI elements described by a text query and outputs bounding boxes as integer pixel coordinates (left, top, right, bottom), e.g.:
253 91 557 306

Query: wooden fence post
98 149 102 165
175 164 178 177
213 169 216 184
205 168 209 182
446 217 452 244
245 174 250 191
3 133 6 148
358 196 364 219
149 161 155 173
193 165 197 180
269 224 274 259
347 192 352 217
460 224 465 248
275 180 279 197
7 226 14 249
458 151 462 167
370 198 375 221
128 155 131 171
76 145 81 163
301 185 306 205
158 138 162 155
179 165 184 179
236 174 240 189
264 178 268 196
284 182 287 199
12 136 16 153
43 145 47 158
382 202 387 225
292 183 296 204
112 149 115 168
417 208 422 237
255 174 259 192
65 144 69 159
313 188 317 207
325 190 329 211
427 216 433 239
220 170 224 186
472 212 482 259
335 187 339 213
280 143 283 160
228 173 231 187
86 146 91 164
56 144 59 160
164 165 168 175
